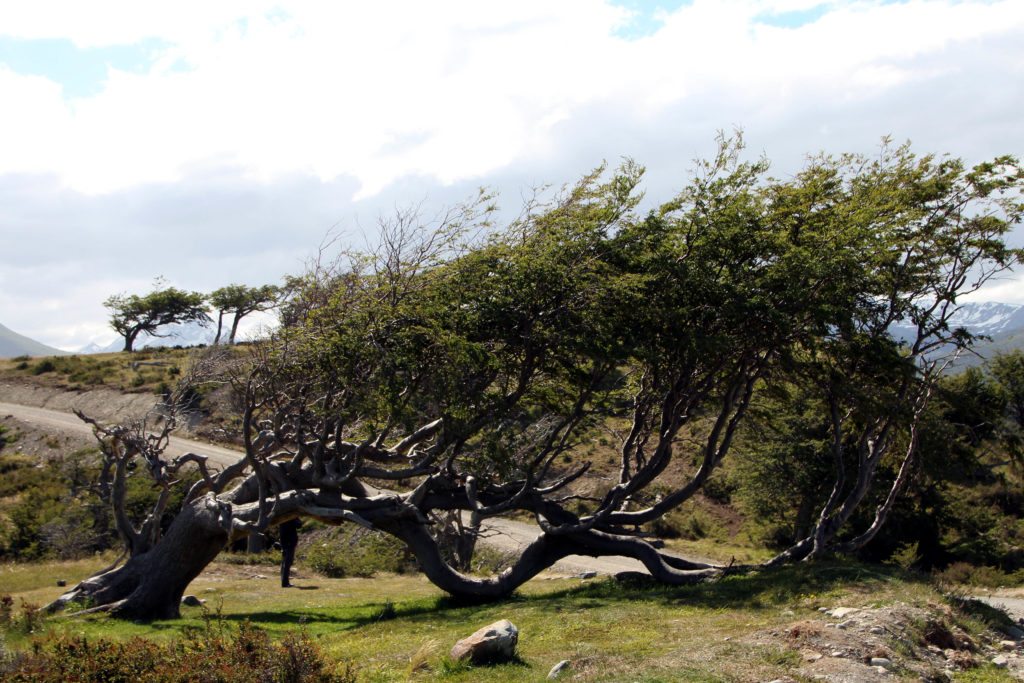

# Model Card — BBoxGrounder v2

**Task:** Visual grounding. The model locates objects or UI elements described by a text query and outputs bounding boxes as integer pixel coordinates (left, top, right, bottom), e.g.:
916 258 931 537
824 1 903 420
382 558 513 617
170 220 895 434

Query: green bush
301 526 416 578
30 360 55 375
934 561 1024 587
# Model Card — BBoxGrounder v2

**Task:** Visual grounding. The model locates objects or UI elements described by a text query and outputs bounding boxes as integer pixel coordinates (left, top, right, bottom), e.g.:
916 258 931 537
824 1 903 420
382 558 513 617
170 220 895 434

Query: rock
827 607 859 618
869 657 893 669
802 651 823 662
181 595 204 607
836 620 853 630
450 620 519 664
577 571 597 579
992 655 1009 669
547 660 571 679
1000 640 1018 650
869 626 885 635
56 579 66 587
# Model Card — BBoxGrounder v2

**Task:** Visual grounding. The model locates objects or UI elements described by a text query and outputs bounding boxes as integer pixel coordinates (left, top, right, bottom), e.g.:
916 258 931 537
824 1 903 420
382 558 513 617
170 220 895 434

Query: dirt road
0 401 242 468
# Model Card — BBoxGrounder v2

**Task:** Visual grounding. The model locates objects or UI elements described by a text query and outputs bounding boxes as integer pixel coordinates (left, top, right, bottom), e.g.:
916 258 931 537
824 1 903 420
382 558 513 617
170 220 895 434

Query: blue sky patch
0 37 167 98
609 0 692 39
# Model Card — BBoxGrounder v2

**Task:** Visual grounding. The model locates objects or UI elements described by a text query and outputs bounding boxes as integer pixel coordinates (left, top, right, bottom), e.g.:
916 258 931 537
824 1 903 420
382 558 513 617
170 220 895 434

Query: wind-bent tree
105 284 210 352
52 138 1022 620
209 284 280 345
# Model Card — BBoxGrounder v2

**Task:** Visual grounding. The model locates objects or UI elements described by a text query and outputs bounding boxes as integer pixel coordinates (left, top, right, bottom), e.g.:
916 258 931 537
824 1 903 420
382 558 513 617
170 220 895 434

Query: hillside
0 322 69 359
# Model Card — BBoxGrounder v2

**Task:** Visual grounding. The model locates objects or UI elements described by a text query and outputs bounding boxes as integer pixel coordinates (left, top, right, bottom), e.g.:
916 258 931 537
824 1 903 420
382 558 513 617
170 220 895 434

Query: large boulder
450 619 519 664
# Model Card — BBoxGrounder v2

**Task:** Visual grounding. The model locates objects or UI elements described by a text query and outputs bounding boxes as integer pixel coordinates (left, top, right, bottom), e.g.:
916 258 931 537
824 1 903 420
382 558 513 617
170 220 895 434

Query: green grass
0 557 962 682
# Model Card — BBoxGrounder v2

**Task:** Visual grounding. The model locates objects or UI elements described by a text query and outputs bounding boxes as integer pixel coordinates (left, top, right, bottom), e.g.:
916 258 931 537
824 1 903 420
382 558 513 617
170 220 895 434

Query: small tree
209 284 280 345
105 284 210 352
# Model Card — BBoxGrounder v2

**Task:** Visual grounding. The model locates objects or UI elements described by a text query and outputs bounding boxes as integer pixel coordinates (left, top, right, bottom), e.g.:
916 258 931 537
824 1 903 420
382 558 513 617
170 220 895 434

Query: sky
1 0 1023 351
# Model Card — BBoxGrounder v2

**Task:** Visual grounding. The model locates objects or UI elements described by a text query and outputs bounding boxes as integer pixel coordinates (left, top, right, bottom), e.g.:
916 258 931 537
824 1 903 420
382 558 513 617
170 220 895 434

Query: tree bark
48 494 231 620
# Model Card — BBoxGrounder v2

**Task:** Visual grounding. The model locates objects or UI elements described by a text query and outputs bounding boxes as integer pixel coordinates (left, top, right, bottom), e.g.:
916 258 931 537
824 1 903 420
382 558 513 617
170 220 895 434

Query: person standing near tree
279 519 301 588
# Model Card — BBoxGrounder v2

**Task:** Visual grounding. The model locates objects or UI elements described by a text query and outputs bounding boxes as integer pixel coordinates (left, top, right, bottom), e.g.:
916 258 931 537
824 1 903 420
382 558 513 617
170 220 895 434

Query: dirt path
0 398 715 575
0 401 241 468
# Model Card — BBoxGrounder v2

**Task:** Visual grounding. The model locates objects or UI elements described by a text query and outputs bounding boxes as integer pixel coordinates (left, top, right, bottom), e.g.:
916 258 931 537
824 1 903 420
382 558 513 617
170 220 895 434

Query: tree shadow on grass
209 559 927 632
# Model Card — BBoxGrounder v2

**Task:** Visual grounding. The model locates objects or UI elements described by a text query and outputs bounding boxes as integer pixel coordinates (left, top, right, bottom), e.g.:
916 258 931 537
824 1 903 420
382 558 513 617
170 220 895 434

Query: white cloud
0 0 1023 348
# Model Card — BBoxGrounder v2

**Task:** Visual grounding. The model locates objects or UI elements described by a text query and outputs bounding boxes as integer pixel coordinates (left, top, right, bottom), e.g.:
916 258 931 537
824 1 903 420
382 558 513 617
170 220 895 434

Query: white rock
1000 640 1018 650
869 657 893 669
827 607 860 618
548 660 571 679
451 620 519 664
992 655 1009 668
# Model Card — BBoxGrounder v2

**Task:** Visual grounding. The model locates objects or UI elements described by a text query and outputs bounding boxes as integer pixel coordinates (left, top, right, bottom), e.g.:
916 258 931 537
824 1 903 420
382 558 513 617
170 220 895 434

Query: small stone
869 657 893 669
723 636 732 641
577 571 597 579
836 620 853 630
869 626 885 635
872 666 890 675
181 595 203 607
451 619 519 664
992 655 1009 669
803 652 823 662
830 650 844 658
56 579 66 587
1000 640 1018 650
547 660 571 679
828 607 860 618
818 607 829 613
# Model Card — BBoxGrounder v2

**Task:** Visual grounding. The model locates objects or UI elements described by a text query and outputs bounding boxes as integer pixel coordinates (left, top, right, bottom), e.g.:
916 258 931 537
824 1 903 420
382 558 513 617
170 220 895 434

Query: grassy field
0 348 197 394
2 557 1019 682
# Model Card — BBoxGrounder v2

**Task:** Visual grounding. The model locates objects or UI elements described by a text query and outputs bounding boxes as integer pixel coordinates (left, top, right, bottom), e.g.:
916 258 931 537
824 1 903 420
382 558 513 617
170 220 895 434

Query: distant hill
0 323 70 358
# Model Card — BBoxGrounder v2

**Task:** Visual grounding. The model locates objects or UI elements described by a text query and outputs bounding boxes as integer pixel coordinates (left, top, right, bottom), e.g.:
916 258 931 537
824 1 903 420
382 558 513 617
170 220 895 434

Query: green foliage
30 359 55 375
209 283 280 344
301 526 417 578
0 448 200 562
104 281 210 352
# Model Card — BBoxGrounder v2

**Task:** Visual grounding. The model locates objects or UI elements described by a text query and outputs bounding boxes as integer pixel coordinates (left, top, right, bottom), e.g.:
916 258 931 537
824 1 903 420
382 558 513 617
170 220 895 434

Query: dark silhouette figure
279 519 301 587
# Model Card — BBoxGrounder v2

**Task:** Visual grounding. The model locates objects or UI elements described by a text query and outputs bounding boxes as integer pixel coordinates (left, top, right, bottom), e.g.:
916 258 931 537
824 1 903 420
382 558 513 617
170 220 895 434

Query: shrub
1 622 356 682
30 360 55 375
301 526 416 578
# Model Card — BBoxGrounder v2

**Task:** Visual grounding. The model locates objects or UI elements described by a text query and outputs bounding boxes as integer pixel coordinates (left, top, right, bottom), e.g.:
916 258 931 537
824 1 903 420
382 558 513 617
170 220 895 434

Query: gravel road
0 401 242 468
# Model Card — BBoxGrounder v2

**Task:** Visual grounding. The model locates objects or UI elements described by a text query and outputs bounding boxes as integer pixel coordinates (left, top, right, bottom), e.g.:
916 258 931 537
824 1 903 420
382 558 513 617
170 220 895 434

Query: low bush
1 621 356 682
301 526 416 578
934 561 1024 587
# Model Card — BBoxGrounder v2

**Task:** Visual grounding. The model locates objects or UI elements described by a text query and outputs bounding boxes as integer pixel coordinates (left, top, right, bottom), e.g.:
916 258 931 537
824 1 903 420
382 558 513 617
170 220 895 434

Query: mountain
0 323 71 358
888 301 1024 367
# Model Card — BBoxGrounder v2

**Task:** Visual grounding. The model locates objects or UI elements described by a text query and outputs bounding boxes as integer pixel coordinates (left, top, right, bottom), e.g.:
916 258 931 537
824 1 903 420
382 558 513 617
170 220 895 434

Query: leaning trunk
49 494 230 620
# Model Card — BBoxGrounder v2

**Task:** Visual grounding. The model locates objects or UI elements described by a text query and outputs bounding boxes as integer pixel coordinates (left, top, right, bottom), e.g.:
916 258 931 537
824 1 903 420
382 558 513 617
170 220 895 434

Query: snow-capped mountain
888 302 1024 343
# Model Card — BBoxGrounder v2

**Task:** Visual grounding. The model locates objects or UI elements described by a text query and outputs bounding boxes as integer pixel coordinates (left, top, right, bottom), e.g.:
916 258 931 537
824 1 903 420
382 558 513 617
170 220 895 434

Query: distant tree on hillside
105 283 210 352
209 284 280 345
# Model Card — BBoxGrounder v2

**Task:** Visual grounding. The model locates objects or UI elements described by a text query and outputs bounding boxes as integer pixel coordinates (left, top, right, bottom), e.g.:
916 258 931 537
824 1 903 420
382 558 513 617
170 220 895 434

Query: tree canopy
61 137 1024 620
209 284 280 345
104 285 210 352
